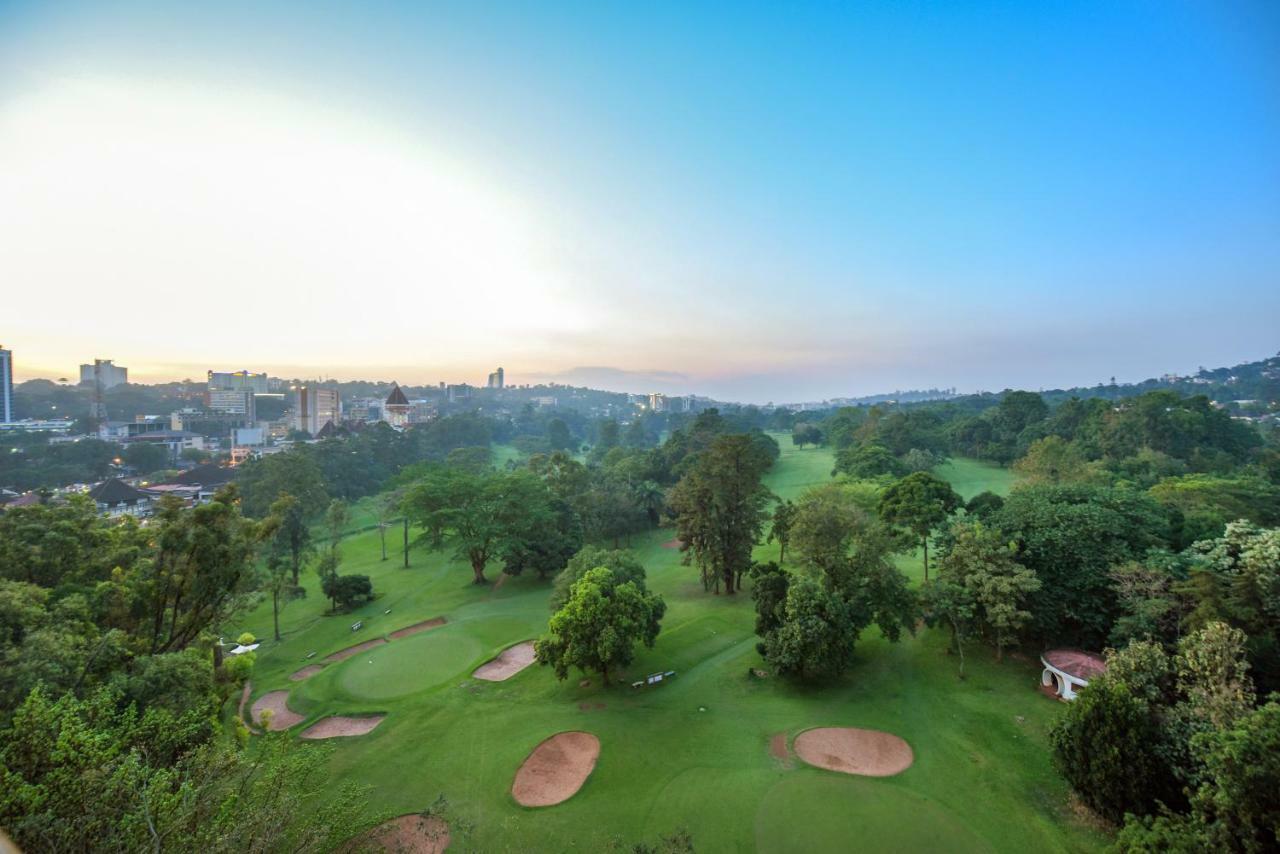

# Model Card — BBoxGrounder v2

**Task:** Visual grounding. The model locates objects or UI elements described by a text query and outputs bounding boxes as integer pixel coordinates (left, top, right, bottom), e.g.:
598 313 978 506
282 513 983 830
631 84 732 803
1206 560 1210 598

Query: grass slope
230 436 1102 853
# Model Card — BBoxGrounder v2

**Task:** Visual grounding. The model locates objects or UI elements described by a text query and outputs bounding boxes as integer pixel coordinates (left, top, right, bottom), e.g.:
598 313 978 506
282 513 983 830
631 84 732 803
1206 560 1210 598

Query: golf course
231 435 1107 852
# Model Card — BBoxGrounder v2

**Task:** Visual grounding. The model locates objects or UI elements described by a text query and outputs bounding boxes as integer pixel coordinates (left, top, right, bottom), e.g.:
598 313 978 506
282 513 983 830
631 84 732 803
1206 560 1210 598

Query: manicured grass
230 434 1100 853
933 456 1018 500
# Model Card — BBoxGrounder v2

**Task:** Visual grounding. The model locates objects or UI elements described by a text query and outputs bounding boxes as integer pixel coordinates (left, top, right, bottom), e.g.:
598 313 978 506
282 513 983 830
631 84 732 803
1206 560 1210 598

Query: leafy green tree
767 499 797 564
964 491 1004 519
402 469 553 584
1050 675 1181 824
1188 700 1280 851
321 574 374 611
1150 475 1280 549
788 483 872 575
1177 621 1255 730
535 567 665 685
0 688 376 853
140 487 267 654
445 445 494 474
500 496 581 581
669 434 773 594
921 575 976 678
1012 436 1092 485
236 451 328 519
760 577 859 681
939 522 1040 661
832 442 904 480
267 493 313 585
792 422 822 449
122 441 170 475
748 561 790 640
878 472 962 581
549 546 649 612
324 498 350 558
990 484 1171 646
546 418 574 452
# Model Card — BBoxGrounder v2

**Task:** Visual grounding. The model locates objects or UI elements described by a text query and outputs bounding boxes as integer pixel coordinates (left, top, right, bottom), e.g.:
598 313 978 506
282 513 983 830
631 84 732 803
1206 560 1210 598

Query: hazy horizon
3 2 1278 403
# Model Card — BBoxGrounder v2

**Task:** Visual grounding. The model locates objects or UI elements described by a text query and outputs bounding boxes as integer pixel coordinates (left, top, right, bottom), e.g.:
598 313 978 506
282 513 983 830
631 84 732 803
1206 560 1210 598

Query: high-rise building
446 383 472 403
208 370 268 394
0 346 12 423
293 386 340 435
79 359 128 389
487 367 505 389
206 389 256 420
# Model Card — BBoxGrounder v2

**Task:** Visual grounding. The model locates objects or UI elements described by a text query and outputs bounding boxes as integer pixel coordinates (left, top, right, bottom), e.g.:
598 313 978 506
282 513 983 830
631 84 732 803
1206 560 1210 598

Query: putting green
753 774 989 852
339 628 483 700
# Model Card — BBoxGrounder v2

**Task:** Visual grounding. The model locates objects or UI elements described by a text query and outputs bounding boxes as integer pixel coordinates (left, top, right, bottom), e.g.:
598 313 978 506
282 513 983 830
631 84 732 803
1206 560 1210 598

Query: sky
1 1 1277 403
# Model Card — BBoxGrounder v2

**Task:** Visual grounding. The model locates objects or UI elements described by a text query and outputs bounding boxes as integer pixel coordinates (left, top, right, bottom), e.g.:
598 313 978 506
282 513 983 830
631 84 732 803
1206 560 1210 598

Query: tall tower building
293 385 340 436
487 366 505 389
0 345 12 423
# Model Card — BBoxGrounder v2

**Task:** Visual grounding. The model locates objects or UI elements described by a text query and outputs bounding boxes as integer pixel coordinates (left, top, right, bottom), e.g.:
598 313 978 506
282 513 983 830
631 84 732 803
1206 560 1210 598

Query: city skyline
2 2 1278 403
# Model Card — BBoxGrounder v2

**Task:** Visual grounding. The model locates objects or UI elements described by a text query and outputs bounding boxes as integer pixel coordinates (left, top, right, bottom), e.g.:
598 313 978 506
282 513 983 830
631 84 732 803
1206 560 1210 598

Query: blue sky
1 1 1277 402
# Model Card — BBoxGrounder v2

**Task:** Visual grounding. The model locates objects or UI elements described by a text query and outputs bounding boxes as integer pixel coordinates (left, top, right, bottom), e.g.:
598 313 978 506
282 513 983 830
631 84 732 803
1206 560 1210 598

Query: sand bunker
250 690 304 731
300 715 386 739
661 538 684 549
325 638 388 662
793 727 914 777
389 617 446 640
474 641 537 681
367 813 450 853
511 731 600 807
290 664 325 681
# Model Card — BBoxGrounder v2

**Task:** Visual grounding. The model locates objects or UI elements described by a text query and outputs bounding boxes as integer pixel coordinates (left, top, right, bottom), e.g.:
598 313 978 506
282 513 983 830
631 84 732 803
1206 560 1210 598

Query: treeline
0 490 377 850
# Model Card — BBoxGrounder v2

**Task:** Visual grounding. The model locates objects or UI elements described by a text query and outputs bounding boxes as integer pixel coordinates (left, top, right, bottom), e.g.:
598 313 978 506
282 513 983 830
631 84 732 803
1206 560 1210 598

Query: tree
535 567 665 685
878 472 961 581
122 441 170 476
267 493 312 585
402 469 552 584
236 451 327 519
1177 621 1255 730
321 574 374 611
668 434 773 594
964 491 1004 519
788 484 872 574
748 561 790 640
939 522 1040 661
1013 436 1091 485
140 487 267 654
324 499 349 559
792 422 822 449
990 484 1171 647
550 546 649 612
1050 674 1178 824
546 418 574 452
832 443 905 480
760 577 859 681
921 575 976 678
1187 700 1280 851
0 688 376 853
767 499 797 564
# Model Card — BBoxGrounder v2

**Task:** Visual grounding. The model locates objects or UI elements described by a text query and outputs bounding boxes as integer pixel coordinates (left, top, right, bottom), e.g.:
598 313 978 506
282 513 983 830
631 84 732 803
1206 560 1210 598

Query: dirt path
769 732 793 767
389 617 446 640
366 814 450 853
300 715 386 739
511 731 600 807
473 641 536 681
250 690 305 731
793 727 914 777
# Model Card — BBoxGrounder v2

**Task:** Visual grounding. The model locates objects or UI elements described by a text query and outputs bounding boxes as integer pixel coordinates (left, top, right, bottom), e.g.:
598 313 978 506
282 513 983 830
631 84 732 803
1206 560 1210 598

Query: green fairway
231 434 1102 853
933 456 1018 500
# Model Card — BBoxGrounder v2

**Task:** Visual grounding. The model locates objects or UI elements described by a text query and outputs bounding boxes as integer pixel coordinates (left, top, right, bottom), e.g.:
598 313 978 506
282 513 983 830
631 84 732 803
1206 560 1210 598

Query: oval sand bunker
474 641 536 681
300 715 386 739
250 690 304 731
793 727 914 777
511 731 600 807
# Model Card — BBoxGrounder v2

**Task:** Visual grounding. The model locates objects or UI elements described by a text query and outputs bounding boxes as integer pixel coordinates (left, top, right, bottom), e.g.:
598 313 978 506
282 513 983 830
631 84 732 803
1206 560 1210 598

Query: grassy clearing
230 435 1100 853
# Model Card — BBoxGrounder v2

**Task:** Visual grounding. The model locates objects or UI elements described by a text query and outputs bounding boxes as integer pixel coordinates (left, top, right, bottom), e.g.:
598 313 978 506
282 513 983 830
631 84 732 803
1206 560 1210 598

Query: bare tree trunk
379 524 387 561
403 518 410 568
922 536 929 582
273 589 281 641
